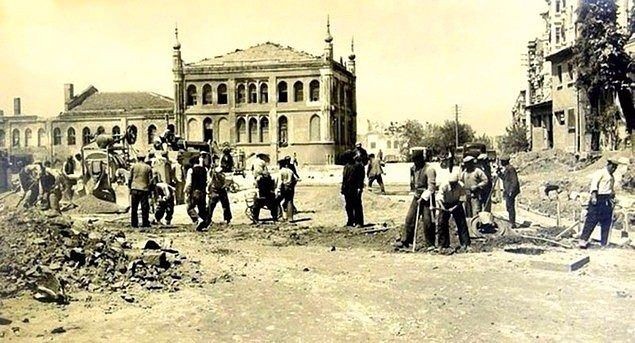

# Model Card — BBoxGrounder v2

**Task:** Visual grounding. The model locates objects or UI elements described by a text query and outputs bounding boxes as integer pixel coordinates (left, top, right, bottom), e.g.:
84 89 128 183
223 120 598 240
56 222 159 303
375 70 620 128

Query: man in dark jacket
208 157 232 225
185 152 210 231
394 149 436 250
128 154 153 228
220 147 234 173
477 153 493 212
498 155 520 228
341 150 365 227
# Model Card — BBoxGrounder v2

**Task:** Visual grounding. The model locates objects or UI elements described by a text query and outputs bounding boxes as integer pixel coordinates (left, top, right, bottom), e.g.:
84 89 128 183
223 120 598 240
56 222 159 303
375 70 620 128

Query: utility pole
454 104 459 149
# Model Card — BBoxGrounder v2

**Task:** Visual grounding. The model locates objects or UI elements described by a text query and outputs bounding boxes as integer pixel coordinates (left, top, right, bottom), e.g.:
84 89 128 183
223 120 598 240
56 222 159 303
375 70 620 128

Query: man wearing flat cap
579 158 625 248
497 155 520 228
461 155 488 218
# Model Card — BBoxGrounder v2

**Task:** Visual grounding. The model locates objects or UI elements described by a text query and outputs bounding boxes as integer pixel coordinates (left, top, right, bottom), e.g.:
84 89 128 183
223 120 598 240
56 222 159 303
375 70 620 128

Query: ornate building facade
172 20 357 164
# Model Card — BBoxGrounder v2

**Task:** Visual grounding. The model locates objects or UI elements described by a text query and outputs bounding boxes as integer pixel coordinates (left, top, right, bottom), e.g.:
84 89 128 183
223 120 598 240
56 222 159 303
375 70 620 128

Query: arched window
293 81 304 102
309 80 320 101
278 81 288 103
236 84 246 104
217 84 228 104
248 118 258 143
202 84 213 105
333 82 339 104
309 115 321 141
0 130 5 148
186 84 197 106
187 119 199 141
12 129 19 147
236 118 246 143
260 83 268 103
248 83 257 103
82 127 91 145
260 117 269 143
218 118 229 143
203 118 213 142
66 127 75 145
147 124 157 144
37 128 45 147
97 126 105 135
346 89 353 108
339 86 345 106
24 128 32 147
278 116 288 146
112 126 121 140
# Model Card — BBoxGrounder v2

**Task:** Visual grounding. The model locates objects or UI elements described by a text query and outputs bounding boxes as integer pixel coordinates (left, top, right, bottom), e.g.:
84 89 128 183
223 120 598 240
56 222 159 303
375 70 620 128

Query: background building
361 120 405 162
172 20 357 165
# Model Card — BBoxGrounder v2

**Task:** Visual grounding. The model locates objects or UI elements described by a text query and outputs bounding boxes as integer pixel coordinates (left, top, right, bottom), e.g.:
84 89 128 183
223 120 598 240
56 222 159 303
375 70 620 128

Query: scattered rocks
50 326 66 334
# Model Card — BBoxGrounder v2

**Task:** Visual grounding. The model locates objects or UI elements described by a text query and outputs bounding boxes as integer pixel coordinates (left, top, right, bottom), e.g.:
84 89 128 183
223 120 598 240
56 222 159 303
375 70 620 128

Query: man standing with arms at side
477 153 493 212
128 153 153 228
184 152 210 231
578 159 624 248
394 149 436 250
341 151 365 227
208 157 232 225
498 155 520 228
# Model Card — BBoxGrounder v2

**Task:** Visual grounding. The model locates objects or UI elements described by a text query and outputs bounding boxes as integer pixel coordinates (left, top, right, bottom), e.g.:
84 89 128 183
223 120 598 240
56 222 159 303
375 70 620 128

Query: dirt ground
1 185 634 342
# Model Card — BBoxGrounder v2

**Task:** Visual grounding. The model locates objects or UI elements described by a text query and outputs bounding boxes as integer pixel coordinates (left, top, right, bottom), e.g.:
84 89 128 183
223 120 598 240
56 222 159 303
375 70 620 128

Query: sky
0 0 547 136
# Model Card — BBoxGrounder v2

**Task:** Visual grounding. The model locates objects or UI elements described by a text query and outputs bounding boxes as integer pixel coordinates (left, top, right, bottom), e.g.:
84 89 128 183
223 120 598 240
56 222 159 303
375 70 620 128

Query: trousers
437 202 470 248
208 189 232 223
277 185 295 220
504 194 517 227
368 175 386 193
130 189 150 227
187 189 208 224
403 197 434 246
580 196 614 246
343 190 364 226
253 194 278 221
155 196 174 223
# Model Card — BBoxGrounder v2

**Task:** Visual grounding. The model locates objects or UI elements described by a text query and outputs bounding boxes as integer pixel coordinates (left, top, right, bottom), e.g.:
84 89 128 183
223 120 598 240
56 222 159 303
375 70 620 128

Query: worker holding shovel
436 171 471 253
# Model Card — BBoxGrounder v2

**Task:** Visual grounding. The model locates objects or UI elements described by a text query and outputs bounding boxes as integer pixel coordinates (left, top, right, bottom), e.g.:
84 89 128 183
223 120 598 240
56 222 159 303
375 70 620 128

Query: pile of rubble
512 150 598 175
0 210 194 304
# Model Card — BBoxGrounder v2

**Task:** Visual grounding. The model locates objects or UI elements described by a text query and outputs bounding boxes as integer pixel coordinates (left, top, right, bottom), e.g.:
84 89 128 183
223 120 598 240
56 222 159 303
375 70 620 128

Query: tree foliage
385 120 477 157
498 121 530 154
573 0 632 150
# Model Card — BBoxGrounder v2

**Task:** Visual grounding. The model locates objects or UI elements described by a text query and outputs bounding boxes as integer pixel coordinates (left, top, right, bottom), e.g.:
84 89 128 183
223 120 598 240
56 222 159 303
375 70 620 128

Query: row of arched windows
0 128 47 148
186 80 320 106
234 114 321 145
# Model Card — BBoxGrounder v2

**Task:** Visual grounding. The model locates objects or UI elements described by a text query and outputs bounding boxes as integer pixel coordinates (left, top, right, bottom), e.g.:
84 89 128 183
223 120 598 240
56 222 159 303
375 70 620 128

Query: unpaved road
1 185 634 341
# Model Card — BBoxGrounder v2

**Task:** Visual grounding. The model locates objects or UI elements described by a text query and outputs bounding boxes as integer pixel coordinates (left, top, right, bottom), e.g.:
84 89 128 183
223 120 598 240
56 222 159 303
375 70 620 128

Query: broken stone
51 326 66 334
34 272 66 304
68 248 86 266
142 252 168 268
121 294 135 303
0 317 12 325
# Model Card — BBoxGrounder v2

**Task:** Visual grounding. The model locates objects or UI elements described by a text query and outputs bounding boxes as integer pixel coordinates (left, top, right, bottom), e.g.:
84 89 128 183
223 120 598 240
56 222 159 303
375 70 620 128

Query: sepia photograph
0 0 633 341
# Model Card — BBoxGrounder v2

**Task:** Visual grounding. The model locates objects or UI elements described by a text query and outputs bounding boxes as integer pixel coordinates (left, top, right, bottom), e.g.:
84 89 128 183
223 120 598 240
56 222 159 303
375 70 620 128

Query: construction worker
172 155 185 205
367 153 386 194
128 153 153 228
461 156 488 218
220 147 234 173
95 126 119 149
277 158 298 221
252 170 278 223
498 155 520 228
477 153 493 212
436 171 470 253
38 162 64 213
152 180 175 226
184 152 210 231
341 151 366 227
354 142 369 166
152 151 173 185
18 161 40 208
578 158 625 248
394 149 436 250
252 152 268 181
207 157 232 225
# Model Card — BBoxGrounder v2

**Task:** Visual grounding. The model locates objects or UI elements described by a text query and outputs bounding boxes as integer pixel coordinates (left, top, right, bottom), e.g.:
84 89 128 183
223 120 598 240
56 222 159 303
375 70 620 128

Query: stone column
269 75 278 161
228 78 236 143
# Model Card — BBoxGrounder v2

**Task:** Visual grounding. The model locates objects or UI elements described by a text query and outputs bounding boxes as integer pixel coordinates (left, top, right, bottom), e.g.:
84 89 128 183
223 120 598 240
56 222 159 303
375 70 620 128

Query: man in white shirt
578 159 622 248
436 171 470 252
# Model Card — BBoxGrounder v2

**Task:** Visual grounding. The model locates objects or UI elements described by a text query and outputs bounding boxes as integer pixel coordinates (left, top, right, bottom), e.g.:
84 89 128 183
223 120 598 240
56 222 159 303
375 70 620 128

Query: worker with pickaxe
394 149 436 251
435 171 471 254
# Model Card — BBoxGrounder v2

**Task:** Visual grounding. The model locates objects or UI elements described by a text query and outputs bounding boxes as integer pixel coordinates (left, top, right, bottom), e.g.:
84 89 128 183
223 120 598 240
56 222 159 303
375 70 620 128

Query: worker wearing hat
436 170 470 253
129 152 153 228
477 153 493 212
394 148 436 250
207 157 232 225
579 158 626 248
220 146 234 173
461 155 489 218
497 155 520 228
354 142 369 166
252 152 269 182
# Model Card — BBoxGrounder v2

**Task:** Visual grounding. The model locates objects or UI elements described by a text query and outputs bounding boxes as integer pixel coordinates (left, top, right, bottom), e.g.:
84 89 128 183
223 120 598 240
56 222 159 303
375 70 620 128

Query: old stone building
172 20 357 164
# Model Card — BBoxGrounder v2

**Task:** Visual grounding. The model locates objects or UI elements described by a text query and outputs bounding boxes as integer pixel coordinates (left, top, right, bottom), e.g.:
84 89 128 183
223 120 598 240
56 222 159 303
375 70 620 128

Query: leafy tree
474 133 493 149
384 120 425 157
385 119 476 157
573 0 632 151
498 122 530 154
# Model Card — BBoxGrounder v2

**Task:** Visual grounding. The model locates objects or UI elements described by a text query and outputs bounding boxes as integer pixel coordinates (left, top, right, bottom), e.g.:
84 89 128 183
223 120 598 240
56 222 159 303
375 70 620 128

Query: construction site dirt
1 160 634 342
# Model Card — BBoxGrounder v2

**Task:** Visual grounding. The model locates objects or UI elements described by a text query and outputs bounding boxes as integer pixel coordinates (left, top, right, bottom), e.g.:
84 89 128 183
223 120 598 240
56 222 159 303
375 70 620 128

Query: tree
385 119 477 157
474 132 493 149
573 0 632 151
498 121 530 154
384 120 425 157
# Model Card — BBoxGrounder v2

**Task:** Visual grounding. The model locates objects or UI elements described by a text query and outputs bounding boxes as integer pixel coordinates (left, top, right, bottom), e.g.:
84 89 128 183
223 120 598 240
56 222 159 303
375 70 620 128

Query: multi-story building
172 20 357 165
525 0 631 152
361 121 405 162
0 20 356 165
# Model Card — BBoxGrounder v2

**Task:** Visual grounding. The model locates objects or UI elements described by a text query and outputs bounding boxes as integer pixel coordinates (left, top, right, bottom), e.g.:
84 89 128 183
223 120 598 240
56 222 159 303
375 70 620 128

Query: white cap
463 156 475 163
477 153 488 160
